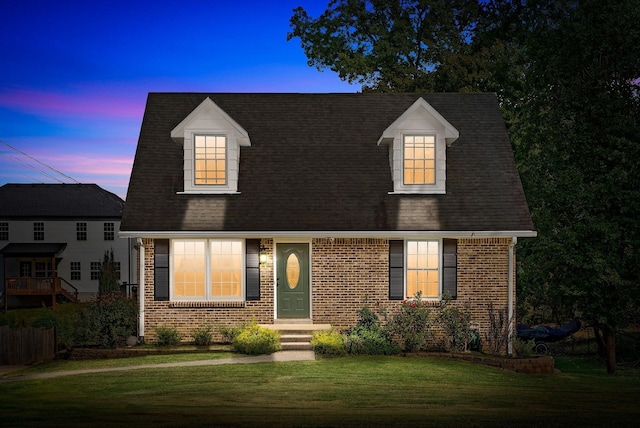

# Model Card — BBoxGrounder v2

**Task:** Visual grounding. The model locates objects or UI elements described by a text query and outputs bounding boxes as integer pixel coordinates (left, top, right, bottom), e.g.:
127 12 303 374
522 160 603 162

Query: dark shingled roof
0 184 124 218
121 93 534 234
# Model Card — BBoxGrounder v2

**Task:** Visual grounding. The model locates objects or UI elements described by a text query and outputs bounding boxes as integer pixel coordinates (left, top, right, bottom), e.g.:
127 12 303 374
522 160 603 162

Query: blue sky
0 0 357 199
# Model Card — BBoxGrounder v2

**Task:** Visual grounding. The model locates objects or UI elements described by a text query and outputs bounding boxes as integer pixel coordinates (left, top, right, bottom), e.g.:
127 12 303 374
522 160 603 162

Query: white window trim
170 238 245 302
405 238 443 301
192 134 229 187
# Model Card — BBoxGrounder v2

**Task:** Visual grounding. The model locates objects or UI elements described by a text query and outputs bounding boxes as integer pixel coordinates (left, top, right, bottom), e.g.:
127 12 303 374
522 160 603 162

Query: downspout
507 237 517 356
136 238 145 339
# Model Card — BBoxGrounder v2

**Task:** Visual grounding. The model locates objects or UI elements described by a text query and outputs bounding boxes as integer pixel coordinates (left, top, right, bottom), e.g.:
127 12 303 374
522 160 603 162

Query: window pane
173 240 205 298
406 240 439 299
194 135 227 185
404 135 436 185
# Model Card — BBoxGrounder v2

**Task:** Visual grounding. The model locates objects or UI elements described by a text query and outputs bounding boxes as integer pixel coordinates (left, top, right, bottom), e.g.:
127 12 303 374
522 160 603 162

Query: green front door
276 243 310 319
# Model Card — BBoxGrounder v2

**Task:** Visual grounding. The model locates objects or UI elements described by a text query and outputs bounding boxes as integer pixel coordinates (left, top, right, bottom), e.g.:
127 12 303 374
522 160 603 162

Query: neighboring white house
0 183 137 308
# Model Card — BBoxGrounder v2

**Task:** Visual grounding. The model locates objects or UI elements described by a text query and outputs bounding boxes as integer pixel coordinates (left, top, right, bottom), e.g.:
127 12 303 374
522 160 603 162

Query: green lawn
1 355 639 427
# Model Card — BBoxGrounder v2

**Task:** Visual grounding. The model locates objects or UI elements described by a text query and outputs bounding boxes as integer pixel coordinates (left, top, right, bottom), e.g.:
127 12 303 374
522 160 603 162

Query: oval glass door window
286 253 300 289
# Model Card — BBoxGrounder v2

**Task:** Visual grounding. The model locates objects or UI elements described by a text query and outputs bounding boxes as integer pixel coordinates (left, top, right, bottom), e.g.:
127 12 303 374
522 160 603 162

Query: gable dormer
378 98 459 194
171 97 250 194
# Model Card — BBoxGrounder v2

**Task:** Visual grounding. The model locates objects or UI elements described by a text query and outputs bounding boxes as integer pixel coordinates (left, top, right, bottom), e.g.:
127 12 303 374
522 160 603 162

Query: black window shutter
389 240 404 300
442 239 457 299
154 239 170 301
245 239 260 301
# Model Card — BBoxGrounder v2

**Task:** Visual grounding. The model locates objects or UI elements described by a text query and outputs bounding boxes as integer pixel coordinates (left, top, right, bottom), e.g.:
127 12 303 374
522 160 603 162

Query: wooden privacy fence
0 325 55 365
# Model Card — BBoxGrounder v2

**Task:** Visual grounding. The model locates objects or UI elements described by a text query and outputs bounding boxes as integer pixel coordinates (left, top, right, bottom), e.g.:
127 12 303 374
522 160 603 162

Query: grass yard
1 355 639 427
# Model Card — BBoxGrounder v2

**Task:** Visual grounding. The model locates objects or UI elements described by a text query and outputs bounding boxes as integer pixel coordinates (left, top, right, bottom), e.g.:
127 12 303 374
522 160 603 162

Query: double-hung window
77 223 87 241
404 135 436 185
194 135 226 185
0 222 8 240
172 239 243 301
406 240 440 299
104 223 114 241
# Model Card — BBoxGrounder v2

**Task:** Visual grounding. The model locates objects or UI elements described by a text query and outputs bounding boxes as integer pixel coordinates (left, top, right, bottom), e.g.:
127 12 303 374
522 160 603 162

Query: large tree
288 0 480 92
289 0 640 373
509 0 640 373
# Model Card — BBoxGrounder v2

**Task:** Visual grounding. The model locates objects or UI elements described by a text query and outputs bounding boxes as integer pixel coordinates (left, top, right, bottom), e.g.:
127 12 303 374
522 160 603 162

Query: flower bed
409 352 555 374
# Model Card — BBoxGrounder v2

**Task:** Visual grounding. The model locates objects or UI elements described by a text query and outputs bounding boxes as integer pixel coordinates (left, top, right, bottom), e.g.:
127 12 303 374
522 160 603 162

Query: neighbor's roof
122 93 535 234
0 183 124 218
0 242 67 257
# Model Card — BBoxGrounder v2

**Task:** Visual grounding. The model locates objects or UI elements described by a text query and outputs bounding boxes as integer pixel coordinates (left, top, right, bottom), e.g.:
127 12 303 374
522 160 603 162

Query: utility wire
1 141 80 184
5 153 65 183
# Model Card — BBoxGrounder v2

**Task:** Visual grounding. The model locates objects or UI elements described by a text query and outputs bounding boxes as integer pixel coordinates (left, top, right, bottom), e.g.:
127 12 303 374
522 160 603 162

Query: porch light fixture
259 243 268 264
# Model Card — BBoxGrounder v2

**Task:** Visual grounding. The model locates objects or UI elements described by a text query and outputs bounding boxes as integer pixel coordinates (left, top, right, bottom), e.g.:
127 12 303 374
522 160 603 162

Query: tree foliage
288 0 480 92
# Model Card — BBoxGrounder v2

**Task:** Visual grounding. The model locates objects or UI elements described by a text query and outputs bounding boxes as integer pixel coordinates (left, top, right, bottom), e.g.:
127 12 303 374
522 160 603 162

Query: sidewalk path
0 350 316 383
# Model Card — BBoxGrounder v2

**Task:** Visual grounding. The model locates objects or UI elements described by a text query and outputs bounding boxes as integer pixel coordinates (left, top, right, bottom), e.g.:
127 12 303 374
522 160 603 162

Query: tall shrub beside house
98 249 120 295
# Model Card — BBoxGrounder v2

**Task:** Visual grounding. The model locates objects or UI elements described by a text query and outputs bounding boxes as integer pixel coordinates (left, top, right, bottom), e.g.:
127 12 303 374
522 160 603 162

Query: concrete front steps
260 321 331 351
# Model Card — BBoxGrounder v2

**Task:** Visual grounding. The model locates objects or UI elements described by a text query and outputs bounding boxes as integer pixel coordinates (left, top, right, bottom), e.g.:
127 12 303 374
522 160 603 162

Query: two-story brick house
120 93 535 351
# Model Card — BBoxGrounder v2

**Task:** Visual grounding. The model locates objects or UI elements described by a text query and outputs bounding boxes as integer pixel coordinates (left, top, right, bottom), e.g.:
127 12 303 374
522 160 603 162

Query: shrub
233 323 281 355
513 338 536 358
311 329 346 357
438 295 473 352
192 325 213 346
389 292 432 352
98 249 120 295
155 325 182 347
219 325 245 344
79 292 137 348
344 304 399 355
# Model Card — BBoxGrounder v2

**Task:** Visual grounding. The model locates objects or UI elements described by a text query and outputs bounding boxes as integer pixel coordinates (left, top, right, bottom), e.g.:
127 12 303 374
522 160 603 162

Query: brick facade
140 237 516 351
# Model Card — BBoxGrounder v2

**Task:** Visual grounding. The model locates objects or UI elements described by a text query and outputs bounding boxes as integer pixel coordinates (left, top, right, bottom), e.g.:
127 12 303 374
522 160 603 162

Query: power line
1 141 80 184
5 153 65 183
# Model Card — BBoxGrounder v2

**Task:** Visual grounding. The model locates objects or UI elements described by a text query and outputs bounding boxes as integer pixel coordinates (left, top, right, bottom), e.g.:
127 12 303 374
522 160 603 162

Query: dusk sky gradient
0 0 357 200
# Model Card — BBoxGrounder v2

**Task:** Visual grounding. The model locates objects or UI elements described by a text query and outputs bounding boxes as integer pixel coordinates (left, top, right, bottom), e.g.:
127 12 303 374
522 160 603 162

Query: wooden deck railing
5 277 79 301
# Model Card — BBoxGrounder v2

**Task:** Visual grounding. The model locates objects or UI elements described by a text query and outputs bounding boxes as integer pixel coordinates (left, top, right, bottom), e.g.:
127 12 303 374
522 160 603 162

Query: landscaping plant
79 292 137 349
311 329 346 357
191 325 213 346
344 305 398 355
154 325 182 347
232 323 280 355
388 292 432 352
438 295 473 352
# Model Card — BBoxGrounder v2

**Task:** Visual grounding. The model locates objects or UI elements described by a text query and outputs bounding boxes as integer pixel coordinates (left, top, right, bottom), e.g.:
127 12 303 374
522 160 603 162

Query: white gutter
507 237 517 356
136 238 145 339
119 230 537 239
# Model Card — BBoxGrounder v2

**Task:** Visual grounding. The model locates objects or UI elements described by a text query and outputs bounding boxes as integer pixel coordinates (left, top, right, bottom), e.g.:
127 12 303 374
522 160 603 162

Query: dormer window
378 98 459 194
195 135 227 185
171 97 251 194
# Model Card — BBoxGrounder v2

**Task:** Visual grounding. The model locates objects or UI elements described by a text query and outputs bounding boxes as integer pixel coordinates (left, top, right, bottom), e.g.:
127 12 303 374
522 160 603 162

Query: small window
34 222 44 241
104 223 114 241
404 135 436 185
70 262 81 281
77 223 87 241
0 222 8 240
194 135 227 185
406 240 440 299
90 262 101 280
